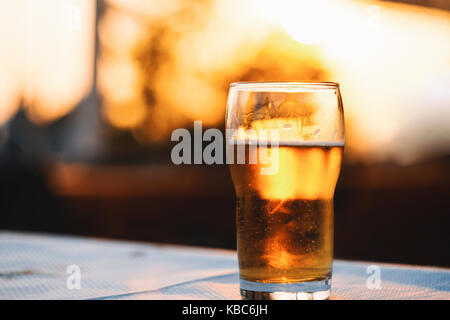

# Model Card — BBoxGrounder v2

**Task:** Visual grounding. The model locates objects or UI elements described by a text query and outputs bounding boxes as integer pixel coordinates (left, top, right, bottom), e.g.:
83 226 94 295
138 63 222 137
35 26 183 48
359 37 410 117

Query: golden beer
230 143 343 283
226 81 345 299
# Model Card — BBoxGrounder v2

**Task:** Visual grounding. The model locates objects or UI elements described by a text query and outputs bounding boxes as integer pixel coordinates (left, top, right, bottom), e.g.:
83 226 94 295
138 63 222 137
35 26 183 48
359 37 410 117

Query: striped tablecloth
0 231 448 300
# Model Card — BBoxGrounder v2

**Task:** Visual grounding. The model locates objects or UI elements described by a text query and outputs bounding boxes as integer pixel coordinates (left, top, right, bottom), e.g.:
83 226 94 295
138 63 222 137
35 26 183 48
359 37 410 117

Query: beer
226 81 345 299
229 142 343 284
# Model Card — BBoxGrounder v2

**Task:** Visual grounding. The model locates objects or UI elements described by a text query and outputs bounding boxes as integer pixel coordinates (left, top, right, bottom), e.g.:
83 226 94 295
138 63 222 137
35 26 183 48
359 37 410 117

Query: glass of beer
226 82 344 300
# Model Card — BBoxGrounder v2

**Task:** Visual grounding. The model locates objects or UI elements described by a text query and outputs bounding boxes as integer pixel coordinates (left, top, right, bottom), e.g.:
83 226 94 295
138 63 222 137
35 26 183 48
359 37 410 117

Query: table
0 231 448 300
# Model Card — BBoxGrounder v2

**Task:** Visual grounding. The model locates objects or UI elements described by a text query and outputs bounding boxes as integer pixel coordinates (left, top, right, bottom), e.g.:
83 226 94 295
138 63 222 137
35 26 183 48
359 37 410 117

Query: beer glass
226 82 344 300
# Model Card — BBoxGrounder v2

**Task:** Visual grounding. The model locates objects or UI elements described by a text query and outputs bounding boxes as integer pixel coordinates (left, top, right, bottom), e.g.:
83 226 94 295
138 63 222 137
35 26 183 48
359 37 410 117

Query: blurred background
0 0 449 267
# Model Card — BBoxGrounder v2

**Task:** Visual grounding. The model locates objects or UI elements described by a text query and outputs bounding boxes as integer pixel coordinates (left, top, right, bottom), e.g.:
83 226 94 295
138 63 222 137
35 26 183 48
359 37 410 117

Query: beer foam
229 139 344 147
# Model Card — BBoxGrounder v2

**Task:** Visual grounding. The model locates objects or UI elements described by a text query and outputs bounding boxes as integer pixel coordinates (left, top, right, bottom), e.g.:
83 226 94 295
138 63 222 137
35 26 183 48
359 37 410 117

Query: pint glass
226 82 345 300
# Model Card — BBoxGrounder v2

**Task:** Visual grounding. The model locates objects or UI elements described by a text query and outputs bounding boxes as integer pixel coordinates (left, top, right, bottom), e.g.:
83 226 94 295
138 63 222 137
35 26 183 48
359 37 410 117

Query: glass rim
230 81 339 91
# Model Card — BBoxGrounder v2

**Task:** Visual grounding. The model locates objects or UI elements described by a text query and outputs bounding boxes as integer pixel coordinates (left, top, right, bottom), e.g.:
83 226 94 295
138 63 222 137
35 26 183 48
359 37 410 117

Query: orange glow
0 75 20 125
256 0 339 45
261 230 330 273
255 145 343 200
98 8 146 53
103 101 147 129
24 0 96 123
155 76 226 126
258 0 450 163
231 113 343 200
0 1 23 125
98 0 322 140
0 0 442 164
262 234 296 269
0 0 95 125
97 57 142 105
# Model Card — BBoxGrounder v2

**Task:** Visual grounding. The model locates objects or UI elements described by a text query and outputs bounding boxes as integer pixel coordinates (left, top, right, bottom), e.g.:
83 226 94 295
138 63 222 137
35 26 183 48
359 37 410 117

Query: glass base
240 278 331 300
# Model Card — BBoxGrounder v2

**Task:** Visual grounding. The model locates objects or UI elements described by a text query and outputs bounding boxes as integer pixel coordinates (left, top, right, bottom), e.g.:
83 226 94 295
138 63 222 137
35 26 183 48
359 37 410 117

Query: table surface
0 231 449 300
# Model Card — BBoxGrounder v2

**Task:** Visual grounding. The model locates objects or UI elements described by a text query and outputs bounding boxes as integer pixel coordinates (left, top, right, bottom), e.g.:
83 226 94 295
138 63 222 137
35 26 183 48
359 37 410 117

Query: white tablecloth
0 231 448 300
